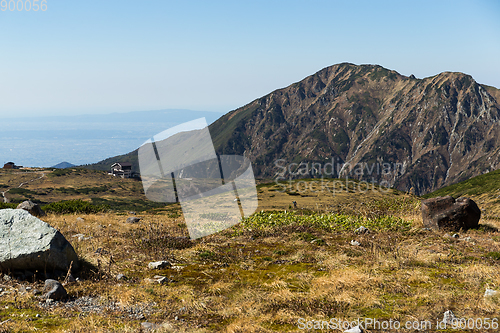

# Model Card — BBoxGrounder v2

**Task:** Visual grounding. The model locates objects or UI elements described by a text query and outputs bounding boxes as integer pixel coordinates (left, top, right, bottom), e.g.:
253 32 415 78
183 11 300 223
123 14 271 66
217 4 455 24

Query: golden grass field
1 169 500 332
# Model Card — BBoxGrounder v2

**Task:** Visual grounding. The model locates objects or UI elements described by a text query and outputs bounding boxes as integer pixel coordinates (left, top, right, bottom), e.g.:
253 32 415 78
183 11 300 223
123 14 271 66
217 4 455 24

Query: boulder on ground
126 217 141 223
421 196 480 231
16 200 46 217
0 209 79 272
43 279 68 300
148 261 171 269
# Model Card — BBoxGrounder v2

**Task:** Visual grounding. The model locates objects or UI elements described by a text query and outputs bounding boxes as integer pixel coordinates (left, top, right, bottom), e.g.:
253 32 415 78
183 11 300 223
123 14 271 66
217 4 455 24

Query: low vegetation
1 174 500 332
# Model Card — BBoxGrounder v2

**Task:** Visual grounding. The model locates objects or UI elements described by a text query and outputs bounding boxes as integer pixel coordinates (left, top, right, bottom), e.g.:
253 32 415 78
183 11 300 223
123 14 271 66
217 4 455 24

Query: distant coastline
0 109 223 168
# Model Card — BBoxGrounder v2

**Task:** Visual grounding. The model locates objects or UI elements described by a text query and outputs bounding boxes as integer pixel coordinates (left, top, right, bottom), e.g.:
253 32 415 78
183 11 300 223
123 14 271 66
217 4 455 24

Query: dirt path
1 191 9 203
17 172 45 188
1 171 47 204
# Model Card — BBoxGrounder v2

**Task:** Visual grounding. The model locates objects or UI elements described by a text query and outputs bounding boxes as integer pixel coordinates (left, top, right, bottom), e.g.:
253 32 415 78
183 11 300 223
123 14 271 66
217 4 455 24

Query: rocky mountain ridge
209 63 500 195
87 63 500 195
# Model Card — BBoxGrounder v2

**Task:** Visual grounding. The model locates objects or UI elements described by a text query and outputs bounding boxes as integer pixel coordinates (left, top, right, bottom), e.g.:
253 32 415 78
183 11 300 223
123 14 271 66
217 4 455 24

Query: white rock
344 325 363 333
485 289 498 297
355 226 369 234
350 240 360 246
148 261 171 269
443 310 456 324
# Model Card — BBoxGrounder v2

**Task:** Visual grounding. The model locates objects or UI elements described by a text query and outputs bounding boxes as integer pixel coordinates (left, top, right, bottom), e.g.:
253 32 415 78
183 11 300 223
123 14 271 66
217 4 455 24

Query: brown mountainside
209 63 500 195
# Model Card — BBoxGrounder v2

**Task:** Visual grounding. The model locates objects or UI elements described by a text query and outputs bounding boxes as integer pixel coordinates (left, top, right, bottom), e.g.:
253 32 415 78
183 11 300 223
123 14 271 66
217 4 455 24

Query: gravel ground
38 296 158 320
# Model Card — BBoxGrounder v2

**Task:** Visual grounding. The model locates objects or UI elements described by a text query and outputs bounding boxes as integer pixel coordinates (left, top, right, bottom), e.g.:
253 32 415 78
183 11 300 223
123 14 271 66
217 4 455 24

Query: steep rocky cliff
210 63 500 195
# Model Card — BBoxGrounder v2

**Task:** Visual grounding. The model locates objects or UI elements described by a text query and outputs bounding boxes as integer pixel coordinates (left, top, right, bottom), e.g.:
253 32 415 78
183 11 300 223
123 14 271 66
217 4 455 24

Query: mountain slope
86 63 500 195
210 63 500 195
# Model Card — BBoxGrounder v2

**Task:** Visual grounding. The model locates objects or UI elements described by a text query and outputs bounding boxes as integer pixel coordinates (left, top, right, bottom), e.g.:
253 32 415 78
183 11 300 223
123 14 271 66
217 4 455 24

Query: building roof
111 162 132 167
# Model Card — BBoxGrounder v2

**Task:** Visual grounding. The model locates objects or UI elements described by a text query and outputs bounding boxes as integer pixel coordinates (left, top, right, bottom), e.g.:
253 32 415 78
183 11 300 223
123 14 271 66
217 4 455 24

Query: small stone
72 233 86 241
116 274 126 281
43 279 68 300
45 299 53 304
141 322 159 331
129 211 136 215
16 200 46 217
452 233 459 238
148 261 171 270
485 289 498 298
443 310 456 324
153 276 168 284
35 314 40 318
126 217 141 223
76 217 85 222
344 325 363 333
3 275 11 282
350 240 360 246
355 226 369 234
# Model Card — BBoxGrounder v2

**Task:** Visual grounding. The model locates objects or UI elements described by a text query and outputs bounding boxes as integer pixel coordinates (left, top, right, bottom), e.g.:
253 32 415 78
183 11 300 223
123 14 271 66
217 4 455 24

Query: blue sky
0 0 499 118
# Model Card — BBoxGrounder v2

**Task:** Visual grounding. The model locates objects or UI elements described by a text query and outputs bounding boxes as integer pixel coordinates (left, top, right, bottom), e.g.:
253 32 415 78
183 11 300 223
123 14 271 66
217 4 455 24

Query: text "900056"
1 0 47 11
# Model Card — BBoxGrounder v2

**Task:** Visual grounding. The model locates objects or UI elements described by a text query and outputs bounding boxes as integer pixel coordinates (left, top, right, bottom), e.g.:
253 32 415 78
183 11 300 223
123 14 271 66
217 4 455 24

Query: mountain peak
209 63 500 195
87 63 500 196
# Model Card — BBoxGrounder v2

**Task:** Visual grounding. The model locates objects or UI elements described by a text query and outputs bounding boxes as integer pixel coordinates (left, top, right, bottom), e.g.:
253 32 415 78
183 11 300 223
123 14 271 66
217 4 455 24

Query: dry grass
0 180 500 332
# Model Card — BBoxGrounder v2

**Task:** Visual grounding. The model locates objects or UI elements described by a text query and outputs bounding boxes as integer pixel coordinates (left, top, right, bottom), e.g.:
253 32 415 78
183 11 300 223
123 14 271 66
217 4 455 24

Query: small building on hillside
110 162 132 178
3 162 22 169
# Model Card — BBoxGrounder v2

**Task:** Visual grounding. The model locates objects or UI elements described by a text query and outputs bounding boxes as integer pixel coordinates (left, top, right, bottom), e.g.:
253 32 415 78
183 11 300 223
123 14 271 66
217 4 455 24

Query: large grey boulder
421 196 480 231
0 209 79 272
16 200 46 217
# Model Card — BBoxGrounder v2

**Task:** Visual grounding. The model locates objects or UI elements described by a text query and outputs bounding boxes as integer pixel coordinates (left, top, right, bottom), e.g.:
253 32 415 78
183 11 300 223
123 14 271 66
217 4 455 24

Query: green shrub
0 203 18 209
241 210 412 233
90 197 165 212
7 188 39 195
42 199 109 214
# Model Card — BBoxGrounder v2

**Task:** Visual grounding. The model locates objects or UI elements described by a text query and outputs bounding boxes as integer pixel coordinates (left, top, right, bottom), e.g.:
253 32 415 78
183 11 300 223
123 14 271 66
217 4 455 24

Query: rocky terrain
210 63 500 195
88 63 500 196
0 179 500 332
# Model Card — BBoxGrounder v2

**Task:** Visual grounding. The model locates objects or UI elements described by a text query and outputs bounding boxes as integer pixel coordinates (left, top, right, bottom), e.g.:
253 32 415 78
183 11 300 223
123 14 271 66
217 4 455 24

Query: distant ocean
0 110 222 168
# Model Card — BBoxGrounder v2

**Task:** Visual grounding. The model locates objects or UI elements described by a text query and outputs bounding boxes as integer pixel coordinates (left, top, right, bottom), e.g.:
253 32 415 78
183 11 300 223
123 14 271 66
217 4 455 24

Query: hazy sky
0 0 499 118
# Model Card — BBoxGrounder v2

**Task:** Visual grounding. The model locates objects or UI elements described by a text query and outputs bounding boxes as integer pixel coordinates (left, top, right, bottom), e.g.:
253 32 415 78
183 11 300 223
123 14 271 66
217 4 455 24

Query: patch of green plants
0 202 18 209
7 188 39 195
42 199 109 214
90 197 166 212
423 168 500 198
486 251 500 260
240 210 412 233
199 250 216 259
56 185 110 195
